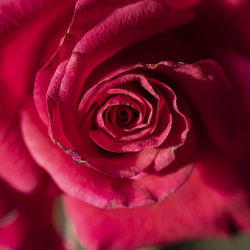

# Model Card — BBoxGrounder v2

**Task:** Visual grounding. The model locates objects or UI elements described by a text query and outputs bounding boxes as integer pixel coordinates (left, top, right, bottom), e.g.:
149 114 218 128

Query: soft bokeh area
141 235 250 250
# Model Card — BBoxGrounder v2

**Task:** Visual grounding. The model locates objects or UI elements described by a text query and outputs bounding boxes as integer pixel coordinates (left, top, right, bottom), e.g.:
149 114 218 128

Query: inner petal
96 94 141 138
116 105 136 126
76 74 159 127
104 104 138 129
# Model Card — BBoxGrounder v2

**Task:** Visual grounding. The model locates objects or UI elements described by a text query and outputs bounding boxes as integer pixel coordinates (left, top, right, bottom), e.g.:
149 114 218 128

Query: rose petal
188 0 250 58
0 0 75 106
162 0 202 9
198 52 250 193
0 0 75 192
64 165 250 250
218 52 250 119
219 0 247 8
151 78 191 171
0 0 75 34
0 179 65 250
0 109 43 193
95 89 150 139
78 74 158 119
124 60 235 150
157 60 235 149
59 0 193 103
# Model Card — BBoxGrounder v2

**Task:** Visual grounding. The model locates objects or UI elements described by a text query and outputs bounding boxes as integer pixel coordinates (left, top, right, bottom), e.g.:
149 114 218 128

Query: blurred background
139 234 250 250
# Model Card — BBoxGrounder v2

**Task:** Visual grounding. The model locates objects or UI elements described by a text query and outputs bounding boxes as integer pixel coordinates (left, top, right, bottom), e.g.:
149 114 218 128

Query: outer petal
0 0 73 34
204 52 250 191
0 68 43 192
64 167 250 250
162 0 202 9
0 0 75 101
0 111 43 193
0 179 65 250
217 52 250 120
189 0 250 57
0 0 75 192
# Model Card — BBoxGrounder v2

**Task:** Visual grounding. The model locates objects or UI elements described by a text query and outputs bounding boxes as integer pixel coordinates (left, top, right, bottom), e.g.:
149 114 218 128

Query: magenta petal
95 93 145 135
163 60 235 148
78 74 158 120
0 111 43 193
0 0 75 193
218 52 250 119
0 0 73 34
46 60 74 151
161 0 201 9
64 165 250 250
60 0 193 102
94 88 152 138
124 60 235 149
1 0 75 124
0 180 65 250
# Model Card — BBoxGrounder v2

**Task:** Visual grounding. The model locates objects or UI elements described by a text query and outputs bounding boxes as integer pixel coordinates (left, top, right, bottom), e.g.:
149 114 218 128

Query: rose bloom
0 0 250 249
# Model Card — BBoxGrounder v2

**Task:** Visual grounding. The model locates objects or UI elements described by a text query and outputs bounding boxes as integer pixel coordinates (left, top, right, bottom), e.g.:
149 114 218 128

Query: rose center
116 105 138 127
118 109 128 120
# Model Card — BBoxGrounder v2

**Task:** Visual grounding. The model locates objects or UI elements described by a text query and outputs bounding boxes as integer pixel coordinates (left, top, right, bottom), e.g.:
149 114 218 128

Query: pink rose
0 0 250 249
